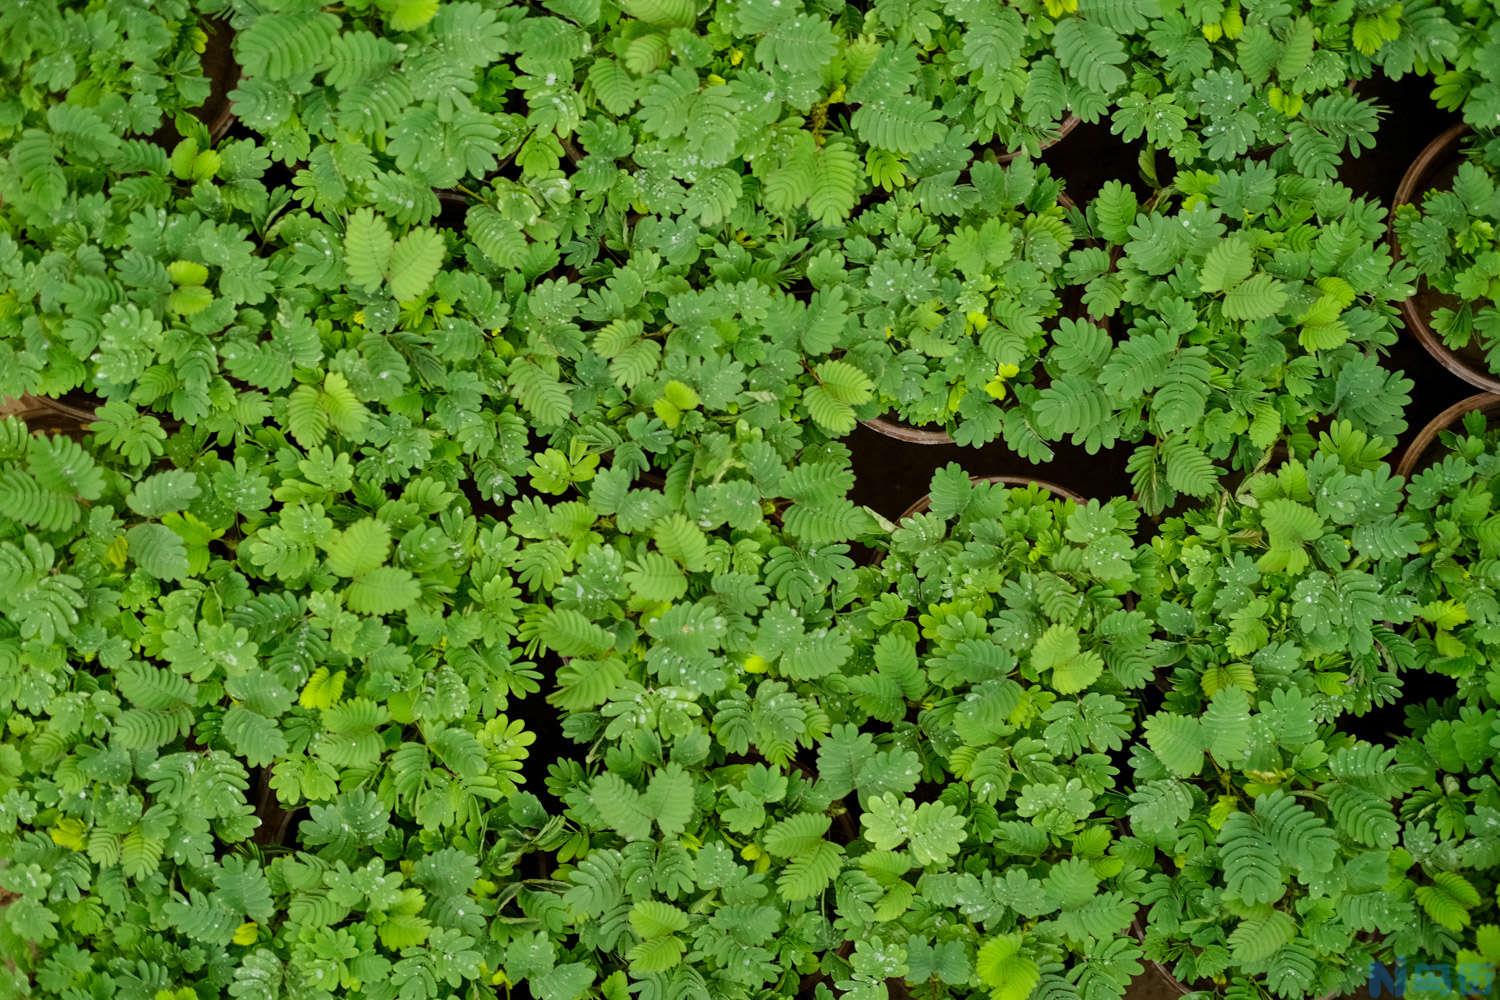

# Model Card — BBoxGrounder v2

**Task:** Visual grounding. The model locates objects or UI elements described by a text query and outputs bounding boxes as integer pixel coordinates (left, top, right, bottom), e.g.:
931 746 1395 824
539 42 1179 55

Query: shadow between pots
846 420 1133 522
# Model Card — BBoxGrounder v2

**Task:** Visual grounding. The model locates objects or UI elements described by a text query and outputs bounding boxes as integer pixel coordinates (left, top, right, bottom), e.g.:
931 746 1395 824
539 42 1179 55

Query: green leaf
1416 872 1481 931
976 934 1041 1000
1033 624 1104 695
385 0 440 31
1053 20 1127 94
1129 779 1193 841
509 361 573 429
1258 499 1325 575
167 260 209 286
319 373 368 440
388 227 444 302
1228 910 1297 963
807 140 860 224
1218 808 1284 906
127 524 190 581
1221 273 1289 321
653 514 709 570
1163 439 1217 498
1092 181 1139 245
1199 236 1254 293
127 471 201 518
222 706 288 769
345 566 421 614
628 900 688 938
861 794 966 865
1327 784 1398 848
619 0 696 27
803 384 857 435
168 285 214 316
805 359 874 435
345 208 393 292
776 841 842 900
0 470 83 533
627 935 685 974
539 608 615 658
765 813 832 856
622 551 686 602
592 772 652 842
1144 713 1205 778
1204 688 1252 766
237 11 340 79
325 519 392 578
588 59 638 115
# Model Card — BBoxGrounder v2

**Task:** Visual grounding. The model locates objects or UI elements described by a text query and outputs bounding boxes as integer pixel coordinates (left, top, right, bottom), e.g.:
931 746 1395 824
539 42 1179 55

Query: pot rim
897 473 1083 521
994 112 1082 164
860 415 956 445
0 393 94 424
1388 123 1500 394
202 17 240 141
1396 392 1500 480
0 394 95 440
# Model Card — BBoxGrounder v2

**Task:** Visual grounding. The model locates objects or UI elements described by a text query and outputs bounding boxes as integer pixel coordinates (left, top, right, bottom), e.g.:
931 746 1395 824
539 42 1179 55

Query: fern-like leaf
388 228 444 302
345 208 394 292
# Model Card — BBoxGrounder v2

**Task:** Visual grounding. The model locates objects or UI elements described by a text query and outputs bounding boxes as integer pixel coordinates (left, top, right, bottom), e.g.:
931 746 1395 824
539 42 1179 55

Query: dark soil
1125 968 1189 1000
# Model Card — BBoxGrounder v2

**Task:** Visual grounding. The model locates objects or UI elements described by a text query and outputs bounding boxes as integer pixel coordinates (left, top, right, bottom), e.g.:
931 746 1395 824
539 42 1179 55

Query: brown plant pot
1139 957 1191 998
1388 124 1500 393
995 113 1082 164
1396 392 1500 479
0 394 94 437
201 18 239 140
898 473 1083 521
872 473 1082 568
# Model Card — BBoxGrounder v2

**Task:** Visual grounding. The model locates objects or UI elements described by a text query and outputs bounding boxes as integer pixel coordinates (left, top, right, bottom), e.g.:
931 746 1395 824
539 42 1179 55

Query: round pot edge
860 415 956 446
202 17 240 141
1396 391 1500 480
1387 123 1500 395
897 473 1084 522
0 393 94 425
994 112 1083 164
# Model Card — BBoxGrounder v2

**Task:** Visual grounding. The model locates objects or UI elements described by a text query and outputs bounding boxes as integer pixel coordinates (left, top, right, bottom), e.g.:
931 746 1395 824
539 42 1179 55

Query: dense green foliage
3 1 1500 999
1046 174 1413 513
